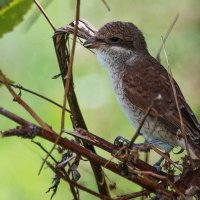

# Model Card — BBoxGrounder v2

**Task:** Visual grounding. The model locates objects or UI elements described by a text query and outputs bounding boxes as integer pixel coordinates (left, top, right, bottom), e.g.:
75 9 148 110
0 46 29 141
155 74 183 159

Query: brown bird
83 21 200 158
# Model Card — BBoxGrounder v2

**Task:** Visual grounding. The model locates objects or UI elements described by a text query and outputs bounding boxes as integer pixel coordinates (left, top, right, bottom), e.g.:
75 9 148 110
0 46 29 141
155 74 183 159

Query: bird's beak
83 36 106 49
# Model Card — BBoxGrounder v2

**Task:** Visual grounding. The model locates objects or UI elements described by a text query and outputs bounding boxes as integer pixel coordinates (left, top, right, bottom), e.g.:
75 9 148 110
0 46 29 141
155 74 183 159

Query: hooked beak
83 36 106 49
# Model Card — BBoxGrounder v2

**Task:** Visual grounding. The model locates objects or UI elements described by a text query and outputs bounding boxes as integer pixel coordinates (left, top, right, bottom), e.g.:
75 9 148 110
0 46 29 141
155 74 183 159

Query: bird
83 21 200 159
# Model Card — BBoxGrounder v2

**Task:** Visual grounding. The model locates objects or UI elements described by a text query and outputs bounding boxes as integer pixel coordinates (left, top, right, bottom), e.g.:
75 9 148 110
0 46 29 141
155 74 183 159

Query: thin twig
33 0 56 31
161 37 193 167
47 162 113 200
167 179 187 200
31 140 58 163
151 145 182 171
1 125 173 195
101 0 111 11
141 150 149 200
1 105 178 197
38 0 80 176
25 0 54 30
61 0 80 133
129 169 166 180
144 151 149 164
33 12 110 196
67 128 167 176
104 146 127 168
0 71 52 132
61 169 79 200
0 107 31 127
0 81 71 113
116 190 149 200
53 10 110 199
128 102 154 148
0 106 166 179
156 14 179 61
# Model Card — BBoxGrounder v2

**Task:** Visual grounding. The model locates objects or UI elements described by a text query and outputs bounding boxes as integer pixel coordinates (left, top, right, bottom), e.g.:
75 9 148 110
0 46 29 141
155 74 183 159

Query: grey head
83 21 148 69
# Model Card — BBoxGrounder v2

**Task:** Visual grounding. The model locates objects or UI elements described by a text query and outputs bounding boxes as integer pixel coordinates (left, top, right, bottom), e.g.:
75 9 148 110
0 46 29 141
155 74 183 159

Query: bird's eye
109 37 121 43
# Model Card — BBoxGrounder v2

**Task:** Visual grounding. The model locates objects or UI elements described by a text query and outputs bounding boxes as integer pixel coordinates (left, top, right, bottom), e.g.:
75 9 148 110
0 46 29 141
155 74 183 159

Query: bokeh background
0 0 200 199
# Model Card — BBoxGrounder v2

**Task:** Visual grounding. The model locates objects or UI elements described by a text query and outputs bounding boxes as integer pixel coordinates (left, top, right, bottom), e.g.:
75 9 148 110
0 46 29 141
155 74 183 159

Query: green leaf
0 0 32 38
0 0 13 9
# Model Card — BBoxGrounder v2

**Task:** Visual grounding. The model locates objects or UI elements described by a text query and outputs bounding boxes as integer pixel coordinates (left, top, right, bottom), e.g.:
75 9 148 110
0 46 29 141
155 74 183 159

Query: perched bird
83 21 200 158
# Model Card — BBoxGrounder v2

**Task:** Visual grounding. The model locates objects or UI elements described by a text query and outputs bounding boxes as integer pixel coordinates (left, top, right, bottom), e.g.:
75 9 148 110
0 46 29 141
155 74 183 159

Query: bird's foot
114 136 130 147
153 157 164 172
114 136 141 161
153 151 171 172
114 136 150 151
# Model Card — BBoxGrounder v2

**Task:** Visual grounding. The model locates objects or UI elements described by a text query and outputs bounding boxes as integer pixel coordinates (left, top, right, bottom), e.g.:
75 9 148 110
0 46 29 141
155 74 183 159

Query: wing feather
123 54 200 144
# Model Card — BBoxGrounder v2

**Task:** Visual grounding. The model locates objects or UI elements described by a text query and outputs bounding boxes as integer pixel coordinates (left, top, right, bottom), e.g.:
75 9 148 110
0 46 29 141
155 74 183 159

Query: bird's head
83 21 148 69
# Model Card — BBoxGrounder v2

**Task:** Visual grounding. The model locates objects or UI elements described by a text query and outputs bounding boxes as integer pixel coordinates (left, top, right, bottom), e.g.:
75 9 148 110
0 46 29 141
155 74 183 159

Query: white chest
109 68 143 129
95 47 142 128
96 47 143 128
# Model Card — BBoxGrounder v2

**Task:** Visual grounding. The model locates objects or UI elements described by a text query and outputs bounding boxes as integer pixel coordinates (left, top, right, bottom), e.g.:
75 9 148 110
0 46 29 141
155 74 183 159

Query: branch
47 162 113 200
156 14 179 62
161 37 193 167
0 107 31 127
31 0 110 194
1 127 172 196
38 0 81 176
0 117 174 196
0 71 52 132
101 0 111 11
66 128 167 176
33 0 56 31
53 22 110 197
0 81 71 113
116 190 149 200
128 100 155 148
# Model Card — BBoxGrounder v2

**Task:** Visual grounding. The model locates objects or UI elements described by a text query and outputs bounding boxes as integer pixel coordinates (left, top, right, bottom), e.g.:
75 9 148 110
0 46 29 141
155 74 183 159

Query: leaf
0 0 32 38
0 0 13 9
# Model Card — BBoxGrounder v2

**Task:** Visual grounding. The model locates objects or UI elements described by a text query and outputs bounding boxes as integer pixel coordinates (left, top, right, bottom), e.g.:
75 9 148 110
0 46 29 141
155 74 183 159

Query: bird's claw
153 163 162 172
114 136 130 147
153 157 165 172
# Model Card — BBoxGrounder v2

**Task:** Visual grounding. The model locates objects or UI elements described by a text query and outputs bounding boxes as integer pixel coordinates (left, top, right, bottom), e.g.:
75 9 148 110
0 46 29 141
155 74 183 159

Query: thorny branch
0 110 176 197
1 106 200 199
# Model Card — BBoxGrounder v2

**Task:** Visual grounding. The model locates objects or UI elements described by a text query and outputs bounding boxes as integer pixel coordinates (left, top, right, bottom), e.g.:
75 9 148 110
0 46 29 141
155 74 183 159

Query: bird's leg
114 136 151 151
114 136 171 171
153 157 165 171
153 151 171 171
114 136 130 147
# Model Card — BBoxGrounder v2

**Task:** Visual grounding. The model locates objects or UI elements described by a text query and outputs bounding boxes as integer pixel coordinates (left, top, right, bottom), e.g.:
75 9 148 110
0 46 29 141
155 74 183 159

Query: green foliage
0 0 13 9
0 0 32 38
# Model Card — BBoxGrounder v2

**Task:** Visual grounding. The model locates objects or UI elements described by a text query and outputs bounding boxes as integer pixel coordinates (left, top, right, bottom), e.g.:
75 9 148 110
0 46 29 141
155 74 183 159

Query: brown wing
123 54 200 144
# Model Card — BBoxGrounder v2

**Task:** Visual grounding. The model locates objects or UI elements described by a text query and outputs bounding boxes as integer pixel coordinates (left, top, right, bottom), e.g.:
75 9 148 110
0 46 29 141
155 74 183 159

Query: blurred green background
0 0 200 199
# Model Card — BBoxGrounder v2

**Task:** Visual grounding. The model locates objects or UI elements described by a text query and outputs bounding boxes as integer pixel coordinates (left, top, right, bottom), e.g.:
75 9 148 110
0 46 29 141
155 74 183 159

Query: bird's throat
95 46 136 70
